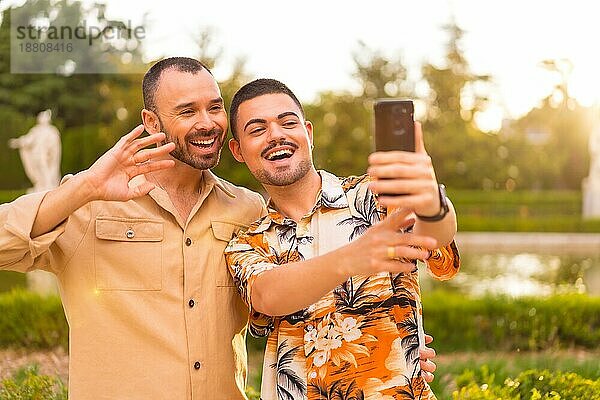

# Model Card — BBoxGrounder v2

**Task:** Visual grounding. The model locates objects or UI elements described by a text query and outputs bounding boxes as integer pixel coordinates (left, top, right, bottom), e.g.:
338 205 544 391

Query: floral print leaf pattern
271 340 306 399
224 171 461 399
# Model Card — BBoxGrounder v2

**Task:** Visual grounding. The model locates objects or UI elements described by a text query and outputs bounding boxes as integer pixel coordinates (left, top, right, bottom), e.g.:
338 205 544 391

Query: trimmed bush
1 290 599 354
423 291 600 353
453 367 600 400
446 189 600 232
0 290 68 349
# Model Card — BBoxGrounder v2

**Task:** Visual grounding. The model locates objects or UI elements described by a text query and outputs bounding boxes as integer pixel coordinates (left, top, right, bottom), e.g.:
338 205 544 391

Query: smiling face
229 93 315 187
150 68 227 170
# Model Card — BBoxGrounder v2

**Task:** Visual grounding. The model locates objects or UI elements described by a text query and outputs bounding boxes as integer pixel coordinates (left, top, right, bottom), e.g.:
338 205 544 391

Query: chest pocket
211 220 246 287
94 217 164 291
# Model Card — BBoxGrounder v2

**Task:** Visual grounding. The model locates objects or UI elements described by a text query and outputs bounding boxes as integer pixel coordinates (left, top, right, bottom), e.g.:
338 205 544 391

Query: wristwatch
416 184 449 222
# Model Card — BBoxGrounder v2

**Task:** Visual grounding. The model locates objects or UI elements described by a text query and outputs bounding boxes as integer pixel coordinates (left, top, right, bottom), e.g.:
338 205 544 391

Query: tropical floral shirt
225 170 460 400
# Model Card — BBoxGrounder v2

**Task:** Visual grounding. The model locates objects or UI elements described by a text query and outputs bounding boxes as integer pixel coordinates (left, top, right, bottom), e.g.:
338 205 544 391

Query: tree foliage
0 3 595 194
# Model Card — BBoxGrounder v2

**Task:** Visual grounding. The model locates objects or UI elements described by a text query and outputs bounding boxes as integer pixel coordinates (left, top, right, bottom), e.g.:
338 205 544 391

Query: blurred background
0 1 599 399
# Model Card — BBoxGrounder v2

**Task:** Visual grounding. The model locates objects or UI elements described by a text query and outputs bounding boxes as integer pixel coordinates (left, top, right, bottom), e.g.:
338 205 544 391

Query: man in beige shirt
0 57 265 399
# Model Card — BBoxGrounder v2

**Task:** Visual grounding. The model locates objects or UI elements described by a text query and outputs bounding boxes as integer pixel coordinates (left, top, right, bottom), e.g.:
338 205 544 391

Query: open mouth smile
189 137 217 148
265 148 294 161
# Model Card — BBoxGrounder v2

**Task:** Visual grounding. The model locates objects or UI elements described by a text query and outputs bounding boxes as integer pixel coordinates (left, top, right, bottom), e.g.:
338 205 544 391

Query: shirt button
188 299 195 308
125 229 135 239
194 361 201 370
185 237 192 246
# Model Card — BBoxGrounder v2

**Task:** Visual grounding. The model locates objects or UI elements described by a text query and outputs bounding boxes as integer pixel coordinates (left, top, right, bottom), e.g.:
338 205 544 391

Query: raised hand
340 207 437 277
82 125 175 201
367 121 441 217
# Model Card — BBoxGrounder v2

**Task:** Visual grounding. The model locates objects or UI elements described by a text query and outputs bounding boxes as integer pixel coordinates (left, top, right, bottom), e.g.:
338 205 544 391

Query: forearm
31 172 98 238
251 246 351 316
413 199 457 246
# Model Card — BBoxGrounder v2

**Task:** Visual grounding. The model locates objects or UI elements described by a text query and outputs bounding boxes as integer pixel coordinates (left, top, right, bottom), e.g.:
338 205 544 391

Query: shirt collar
247 170 349 234
201 169 237 198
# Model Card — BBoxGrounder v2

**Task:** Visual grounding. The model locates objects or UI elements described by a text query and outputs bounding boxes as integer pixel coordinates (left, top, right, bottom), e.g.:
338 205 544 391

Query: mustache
261 140 298 158
184 128 223 141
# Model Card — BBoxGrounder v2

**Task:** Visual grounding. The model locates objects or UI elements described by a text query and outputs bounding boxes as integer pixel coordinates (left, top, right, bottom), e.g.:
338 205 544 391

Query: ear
305 120 314 148
141 109 161 134
228 138 245 163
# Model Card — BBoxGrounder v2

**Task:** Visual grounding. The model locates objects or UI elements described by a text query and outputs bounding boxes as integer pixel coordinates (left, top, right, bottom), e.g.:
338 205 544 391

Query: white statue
8 110 61 295
8 109 61 193
583 111 600 219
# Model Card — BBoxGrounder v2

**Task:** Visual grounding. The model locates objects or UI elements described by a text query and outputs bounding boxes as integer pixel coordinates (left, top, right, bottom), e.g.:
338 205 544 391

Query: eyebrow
173 97 223 111
243 111 301 131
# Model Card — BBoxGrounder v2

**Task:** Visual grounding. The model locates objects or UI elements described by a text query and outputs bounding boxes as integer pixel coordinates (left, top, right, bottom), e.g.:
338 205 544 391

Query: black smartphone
374 99 415 152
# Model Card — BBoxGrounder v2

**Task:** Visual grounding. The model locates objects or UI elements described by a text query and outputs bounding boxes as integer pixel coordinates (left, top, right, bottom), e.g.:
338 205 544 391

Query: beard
160 119 225 170
252 159 313 187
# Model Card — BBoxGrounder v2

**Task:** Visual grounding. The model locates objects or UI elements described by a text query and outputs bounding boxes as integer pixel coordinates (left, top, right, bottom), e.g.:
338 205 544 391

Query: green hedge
1 290 598 353
446 189 600 232
423 291 600 352
0 290 68 350
456 215 600 232
453 367 600 400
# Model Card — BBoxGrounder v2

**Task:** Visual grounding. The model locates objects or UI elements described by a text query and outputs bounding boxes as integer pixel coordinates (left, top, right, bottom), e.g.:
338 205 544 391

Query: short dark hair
142 57 212 114
229 78 304 139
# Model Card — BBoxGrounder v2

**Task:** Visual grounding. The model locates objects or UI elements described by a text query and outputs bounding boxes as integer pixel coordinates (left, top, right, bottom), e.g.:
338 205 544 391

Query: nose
266 122 286 143
193 109 214 132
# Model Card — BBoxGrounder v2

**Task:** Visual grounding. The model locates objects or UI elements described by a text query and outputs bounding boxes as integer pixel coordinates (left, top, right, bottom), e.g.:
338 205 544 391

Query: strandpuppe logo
10 4 148 74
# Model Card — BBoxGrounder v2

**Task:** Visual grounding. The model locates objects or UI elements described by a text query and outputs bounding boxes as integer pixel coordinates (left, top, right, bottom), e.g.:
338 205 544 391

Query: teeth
190 138 215 146
267 149 293 160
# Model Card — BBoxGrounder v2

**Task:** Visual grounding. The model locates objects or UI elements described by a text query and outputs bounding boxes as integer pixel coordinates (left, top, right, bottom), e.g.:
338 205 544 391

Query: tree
421 21 496 189
0 0 146 189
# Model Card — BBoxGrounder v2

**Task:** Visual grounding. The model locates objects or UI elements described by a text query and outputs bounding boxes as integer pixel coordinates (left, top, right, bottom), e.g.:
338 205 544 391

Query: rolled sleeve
426 240 460 281
0 191 67 272
225 234 277 337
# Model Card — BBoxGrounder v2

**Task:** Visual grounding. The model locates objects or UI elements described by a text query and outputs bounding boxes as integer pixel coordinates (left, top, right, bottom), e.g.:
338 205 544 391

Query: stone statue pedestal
583 115 600 220
582 177 600 219
27 270 59 295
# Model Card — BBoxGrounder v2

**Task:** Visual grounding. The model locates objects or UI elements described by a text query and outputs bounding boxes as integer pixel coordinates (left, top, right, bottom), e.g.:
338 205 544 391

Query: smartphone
374 99 415 152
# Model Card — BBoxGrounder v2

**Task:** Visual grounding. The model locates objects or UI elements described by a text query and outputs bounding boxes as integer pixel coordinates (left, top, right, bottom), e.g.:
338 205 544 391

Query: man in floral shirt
225 79 459 399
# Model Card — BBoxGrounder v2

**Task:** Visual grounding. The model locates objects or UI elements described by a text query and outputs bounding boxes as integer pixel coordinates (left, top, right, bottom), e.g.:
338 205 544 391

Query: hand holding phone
374 99 415 152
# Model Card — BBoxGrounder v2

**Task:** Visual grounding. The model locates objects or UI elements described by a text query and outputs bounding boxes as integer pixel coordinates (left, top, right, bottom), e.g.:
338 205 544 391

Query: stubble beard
253 159 313 187
162 125 225 171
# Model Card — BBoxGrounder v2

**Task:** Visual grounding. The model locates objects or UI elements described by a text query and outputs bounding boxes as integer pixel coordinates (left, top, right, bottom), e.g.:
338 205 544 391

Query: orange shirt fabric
225 171 460 400
0 170 265 400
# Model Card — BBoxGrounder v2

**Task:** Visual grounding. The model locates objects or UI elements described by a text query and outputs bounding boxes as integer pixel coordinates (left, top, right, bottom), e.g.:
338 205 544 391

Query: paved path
456 232 600 254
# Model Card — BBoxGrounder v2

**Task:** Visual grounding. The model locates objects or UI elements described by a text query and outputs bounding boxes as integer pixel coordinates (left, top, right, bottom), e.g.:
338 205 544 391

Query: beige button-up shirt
0 170 265 400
